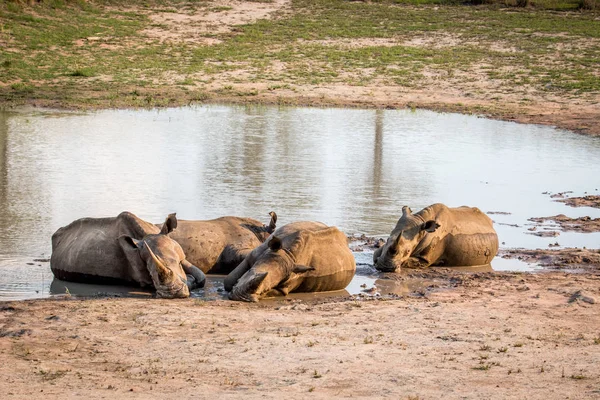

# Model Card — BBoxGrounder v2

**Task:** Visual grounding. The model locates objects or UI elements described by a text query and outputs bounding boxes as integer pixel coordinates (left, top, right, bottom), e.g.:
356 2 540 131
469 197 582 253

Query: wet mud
543 191 600 209
556 195 600 209
499 248 600 271
528 214 600 233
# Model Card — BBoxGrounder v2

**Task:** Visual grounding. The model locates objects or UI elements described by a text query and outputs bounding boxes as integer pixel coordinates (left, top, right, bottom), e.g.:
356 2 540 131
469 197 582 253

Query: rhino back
50 216 137 284
441 232 499 266
170 217 267 273
410 204 497 267
447 206 495 234
425 206 497 266
285 225 356 293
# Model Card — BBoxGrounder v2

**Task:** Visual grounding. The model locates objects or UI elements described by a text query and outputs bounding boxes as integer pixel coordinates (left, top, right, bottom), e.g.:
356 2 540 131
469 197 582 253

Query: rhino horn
144 242 172 280
160 213 178 235
402 206 412 217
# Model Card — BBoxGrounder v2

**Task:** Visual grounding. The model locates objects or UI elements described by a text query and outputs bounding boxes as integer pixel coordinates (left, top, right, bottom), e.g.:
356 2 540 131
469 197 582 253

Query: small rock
362 286 378 295
568 290 595 304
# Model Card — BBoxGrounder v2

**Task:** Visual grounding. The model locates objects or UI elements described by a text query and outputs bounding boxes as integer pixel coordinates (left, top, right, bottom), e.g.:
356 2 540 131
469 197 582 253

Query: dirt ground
1 2 600 398
555 195 600 209
3 0 600 136
116 0 600 136
1 270 599 399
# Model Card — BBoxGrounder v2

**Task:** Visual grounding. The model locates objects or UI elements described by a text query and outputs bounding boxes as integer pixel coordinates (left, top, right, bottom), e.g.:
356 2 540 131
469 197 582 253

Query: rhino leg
373 246 383 264
224 257 252 292
402 257 429 269
408 236 443 268
182 260 206 290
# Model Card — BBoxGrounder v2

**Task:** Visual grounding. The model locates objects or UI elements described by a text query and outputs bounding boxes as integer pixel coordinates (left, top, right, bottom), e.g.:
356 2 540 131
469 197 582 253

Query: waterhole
1 106 599 300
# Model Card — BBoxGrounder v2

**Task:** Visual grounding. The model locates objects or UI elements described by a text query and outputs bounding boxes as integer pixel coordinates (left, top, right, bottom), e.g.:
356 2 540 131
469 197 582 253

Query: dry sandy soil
1 3 599 398
1 270 599 399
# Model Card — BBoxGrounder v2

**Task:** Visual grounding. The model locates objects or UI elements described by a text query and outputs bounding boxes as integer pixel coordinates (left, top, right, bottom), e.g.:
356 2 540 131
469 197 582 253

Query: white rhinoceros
225 221 356 302
51 212 205 298
164 212 277 274
374 203 498 272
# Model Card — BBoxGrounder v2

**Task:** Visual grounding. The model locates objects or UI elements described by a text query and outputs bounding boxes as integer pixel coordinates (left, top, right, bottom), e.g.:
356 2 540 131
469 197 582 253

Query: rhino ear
421 220 440 233
402 206 412 217
269 236 282 251
267 211 277 233
292 265 315 274
160 213 177 234
118 235 142 249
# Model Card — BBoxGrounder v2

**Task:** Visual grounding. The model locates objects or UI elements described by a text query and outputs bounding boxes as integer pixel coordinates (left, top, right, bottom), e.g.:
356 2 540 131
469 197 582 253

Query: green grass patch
0 0 598 108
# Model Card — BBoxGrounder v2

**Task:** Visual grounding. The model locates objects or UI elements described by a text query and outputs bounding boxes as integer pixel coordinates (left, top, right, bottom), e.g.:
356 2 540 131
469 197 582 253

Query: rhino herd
50 203 499 302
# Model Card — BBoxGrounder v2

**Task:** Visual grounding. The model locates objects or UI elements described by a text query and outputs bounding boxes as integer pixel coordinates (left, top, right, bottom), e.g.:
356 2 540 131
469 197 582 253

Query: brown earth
500 248 600 271
1 270 599 399
5 0 600 136
109 1 600 136
2 3 600 398
556 195 600 209
528 214 600 233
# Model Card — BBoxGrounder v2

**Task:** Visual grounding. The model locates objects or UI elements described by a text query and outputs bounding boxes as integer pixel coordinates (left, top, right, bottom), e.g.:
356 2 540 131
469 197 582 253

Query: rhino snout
375 259 401 273
229 287 259 303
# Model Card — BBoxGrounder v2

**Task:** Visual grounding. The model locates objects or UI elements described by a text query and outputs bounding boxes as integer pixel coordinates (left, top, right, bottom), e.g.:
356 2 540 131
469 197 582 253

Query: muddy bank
528 214 600 233
1 271 598 399
556 195 600 209
500 248 600 271
2 1 600 137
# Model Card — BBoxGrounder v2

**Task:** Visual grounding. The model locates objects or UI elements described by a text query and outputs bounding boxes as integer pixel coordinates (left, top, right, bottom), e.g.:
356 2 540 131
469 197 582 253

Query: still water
1 105 599 300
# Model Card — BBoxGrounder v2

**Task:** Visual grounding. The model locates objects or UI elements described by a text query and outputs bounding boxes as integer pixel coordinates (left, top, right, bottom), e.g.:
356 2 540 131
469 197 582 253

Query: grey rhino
225 221 356 302
51 212 205 298
166 212 277 274
374 203 498 272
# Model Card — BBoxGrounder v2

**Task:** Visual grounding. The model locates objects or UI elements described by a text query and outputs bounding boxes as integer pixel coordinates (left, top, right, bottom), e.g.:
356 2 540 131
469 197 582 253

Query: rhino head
119 213 199 298
375 206 440 272
230 235 314 302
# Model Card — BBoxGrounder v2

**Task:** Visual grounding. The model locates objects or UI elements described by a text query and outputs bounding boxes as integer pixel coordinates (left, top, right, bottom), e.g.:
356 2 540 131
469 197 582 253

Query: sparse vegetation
37 369 67 381
0 0 597 132
570 373 587 380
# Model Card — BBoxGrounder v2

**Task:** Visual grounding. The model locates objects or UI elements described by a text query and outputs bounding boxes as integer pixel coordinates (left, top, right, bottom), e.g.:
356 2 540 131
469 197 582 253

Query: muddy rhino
51 212 205 298
225 221 356 302
165 212 277 274
374 203 498 272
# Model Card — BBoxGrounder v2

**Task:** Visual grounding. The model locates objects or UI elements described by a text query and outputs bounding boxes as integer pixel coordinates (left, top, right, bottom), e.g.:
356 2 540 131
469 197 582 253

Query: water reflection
1 105 600 300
